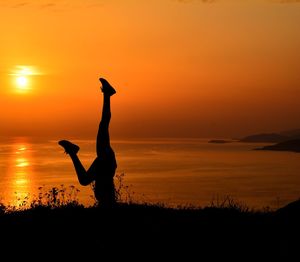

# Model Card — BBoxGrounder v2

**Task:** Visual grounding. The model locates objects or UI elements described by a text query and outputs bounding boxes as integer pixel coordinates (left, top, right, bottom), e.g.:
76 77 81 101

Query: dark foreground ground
1 201 300 260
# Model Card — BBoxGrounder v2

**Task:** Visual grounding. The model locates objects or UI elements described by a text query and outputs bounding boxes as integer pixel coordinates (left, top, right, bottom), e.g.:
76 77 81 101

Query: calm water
0 137 299 209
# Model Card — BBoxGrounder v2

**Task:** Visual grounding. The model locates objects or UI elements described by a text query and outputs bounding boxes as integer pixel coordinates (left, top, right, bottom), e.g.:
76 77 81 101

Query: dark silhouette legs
97 94 112 157
69 153 95 186
59 78 117 207
94 82 117 206
58 140 94 186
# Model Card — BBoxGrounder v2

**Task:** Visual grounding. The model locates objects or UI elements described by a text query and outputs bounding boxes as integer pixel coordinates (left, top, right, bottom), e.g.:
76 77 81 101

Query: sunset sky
1 0 299 139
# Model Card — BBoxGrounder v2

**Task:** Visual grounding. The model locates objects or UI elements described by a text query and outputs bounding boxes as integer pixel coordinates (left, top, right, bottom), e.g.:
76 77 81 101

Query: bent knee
79 178 92 186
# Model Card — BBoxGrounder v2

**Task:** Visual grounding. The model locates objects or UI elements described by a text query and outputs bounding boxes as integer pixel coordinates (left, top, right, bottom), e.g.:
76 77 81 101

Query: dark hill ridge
0 203 300 260
209 139 233 144
239 133 289 143
255 139 300 153
239 128 300 143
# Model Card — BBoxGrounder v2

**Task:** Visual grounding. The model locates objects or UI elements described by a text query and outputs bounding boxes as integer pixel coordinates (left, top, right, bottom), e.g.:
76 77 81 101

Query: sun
9 65 37 93
16 76 28 89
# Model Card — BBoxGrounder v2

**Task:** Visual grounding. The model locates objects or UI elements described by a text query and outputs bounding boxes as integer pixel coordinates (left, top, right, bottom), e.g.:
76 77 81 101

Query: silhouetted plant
115 173 135 203
0 202 5 215
210 195 250 212
30 185 81 209
89 182 97 206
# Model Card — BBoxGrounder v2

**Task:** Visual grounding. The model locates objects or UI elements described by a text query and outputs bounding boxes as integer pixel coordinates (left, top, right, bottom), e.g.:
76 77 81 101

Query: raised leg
69 153 95 186
96 93 112 156
96 78 116 160
95 78 117 207
58 140 95 186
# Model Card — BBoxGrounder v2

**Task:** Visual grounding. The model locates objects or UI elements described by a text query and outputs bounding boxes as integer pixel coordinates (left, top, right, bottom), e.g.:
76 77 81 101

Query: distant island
207 128 300 153
255 139 300 153
239 133 289 143
207 128 300 155
208 139 233 144
239 129 300 143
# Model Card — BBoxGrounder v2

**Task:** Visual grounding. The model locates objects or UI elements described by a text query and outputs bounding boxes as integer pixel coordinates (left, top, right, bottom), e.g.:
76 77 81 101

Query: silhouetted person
58 78 117 207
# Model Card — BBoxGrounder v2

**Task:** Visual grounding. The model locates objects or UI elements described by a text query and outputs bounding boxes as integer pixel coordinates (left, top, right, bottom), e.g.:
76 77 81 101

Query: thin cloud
40 3 56 9
12 2 29 8
2 0 299 9
0 0 103 9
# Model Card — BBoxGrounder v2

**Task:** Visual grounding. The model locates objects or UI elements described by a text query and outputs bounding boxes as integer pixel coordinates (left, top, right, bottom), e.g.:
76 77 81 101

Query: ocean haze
1 137 300 209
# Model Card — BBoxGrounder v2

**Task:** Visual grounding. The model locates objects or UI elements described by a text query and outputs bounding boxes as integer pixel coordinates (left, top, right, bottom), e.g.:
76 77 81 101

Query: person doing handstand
58 78 117 207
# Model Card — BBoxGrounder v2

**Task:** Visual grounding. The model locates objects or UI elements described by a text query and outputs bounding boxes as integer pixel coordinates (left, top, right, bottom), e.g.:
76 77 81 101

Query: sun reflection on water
15 178 28 185
16 158 29 167
6 141 35 208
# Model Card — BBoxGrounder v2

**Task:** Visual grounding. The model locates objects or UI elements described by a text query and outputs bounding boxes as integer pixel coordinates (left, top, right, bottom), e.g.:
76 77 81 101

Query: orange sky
1 0 300 139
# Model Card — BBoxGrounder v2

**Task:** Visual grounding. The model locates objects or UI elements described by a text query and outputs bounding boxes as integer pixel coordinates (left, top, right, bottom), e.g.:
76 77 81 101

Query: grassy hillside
1 197 299 260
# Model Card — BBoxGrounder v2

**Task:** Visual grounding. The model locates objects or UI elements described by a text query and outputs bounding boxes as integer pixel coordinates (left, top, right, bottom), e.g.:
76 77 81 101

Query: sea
0 137 299 209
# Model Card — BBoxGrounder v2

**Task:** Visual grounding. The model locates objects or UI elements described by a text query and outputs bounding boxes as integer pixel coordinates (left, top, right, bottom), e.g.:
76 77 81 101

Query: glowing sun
9 65 38 93
16 76 28 89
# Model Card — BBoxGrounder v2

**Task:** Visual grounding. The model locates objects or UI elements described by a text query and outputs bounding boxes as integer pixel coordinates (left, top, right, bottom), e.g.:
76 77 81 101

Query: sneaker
99 78 116 96
58 140 80 155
